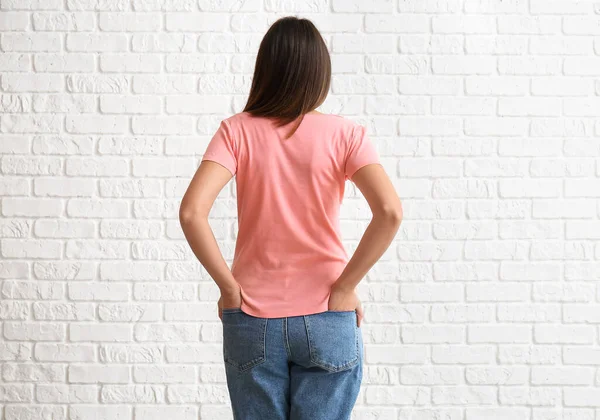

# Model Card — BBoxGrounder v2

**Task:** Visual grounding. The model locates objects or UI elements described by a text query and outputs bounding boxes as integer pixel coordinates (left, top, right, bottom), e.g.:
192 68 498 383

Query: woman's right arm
328 163 403 325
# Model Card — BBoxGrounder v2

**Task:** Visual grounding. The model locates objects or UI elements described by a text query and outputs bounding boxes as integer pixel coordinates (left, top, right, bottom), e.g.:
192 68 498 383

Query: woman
179 16 402 420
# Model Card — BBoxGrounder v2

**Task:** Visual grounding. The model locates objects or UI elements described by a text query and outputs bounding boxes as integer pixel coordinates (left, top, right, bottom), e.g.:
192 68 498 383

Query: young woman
179 16 402 420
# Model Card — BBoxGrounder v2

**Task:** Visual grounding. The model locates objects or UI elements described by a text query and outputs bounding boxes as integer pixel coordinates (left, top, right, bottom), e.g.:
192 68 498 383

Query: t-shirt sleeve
344 123 380 180
201 119 237 176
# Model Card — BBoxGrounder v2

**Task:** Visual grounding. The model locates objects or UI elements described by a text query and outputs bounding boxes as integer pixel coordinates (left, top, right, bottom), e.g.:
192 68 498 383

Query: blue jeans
221 308 364 420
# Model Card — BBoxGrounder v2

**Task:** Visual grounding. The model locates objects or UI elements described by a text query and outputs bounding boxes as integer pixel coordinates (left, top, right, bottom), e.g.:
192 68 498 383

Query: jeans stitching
305 314 359 373
283 318 292 359
223 313 268 372
222 308 242 314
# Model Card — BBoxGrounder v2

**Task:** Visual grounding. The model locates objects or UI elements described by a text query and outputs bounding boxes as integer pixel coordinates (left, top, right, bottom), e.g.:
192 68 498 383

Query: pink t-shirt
202 111 380 318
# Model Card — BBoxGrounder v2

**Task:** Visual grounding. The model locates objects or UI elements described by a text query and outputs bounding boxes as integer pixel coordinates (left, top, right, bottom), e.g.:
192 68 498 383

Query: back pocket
222 309 267 372
304 310 359 373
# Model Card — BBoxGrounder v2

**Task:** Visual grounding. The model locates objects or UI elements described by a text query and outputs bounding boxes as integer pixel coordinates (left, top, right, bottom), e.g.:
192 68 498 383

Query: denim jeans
221 308 364 420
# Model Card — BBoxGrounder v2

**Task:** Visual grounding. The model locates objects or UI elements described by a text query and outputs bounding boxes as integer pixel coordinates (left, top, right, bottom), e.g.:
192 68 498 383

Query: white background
1 0 600 419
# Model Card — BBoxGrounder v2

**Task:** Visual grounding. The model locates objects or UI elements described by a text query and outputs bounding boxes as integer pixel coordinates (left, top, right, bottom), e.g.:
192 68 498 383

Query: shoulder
213 112 252 143
219 112 265 136
222 111 256 126
307 112 362 133
223 111 363 137
318 114 365 142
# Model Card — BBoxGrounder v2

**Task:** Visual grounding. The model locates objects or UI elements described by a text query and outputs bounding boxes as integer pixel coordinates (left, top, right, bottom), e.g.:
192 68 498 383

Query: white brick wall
1 1 599 419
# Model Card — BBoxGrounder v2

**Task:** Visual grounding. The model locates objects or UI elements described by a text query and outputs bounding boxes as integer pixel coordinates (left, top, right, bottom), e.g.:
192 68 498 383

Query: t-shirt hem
240 300 330 318
347 161 381 180
201 157 236 177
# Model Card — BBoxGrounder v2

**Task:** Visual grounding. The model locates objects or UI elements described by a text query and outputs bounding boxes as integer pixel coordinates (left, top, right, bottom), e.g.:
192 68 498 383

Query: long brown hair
243 16 331 139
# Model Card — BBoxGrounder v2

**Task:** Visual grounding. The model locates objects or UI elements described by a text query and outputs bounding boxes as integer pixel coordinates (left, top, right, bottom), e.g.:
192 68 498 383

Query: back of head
243 16 331 138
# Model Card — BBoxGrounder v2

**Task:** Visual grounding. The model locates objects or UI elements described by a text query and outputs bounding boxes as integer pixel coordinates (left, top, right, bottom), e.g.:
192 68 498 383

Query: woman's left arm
179 160 241 309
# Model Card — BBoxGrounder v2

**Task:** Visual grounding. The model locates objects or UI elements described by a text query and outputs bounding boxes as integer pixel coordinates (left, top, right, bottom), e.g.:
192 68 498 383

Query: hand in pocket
217 283 243 321
327 285 363 327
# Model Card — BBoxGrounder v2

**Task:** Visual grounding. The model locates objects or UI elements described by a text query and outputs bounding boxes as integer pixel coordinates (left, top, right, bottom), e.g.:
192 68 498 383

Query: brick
499 57 561 75
133 0 196 10
132 75 195 94
100 54 162 73
66 0 129 10
99 12 161 31
165 95 230 114
32 12 95 30
65 240 129 259
331 0 392 12
34 178 95 197
166 54 227 73
33 94 96 113
531 77 591 96
399 76 461 95
432 97 495 116
333 34 395 54
469 325 531 343
499 98 561 116
100 221 161 240
466 408 530 420
432 16 496 33
465 117 528 136
198 32 260 53
2 198 63 217
498 16 560 34
530 0 592 14
135 406 197 420
67 74 129 93
132 33 195 52
466 36 528 54
131 116 194 135
464 0 527 13
197 0 259 11
0 33 61 52
366 56 428 74
100 95 161 114
0 12 29 30
34 220 94 239
1 74 63 92
433 56 496 75
3 321 65 341
66 33 128 52
66 199 129 218
165 13 228 31
34 54 95 72
564 58 600 76
0 53 31 71
365 14 428 33
69 365 129 383
66 116 128 134
399 35 463 54
398 0 462 13
1 115 61 134
5 406 66 420
1 0 62 9
535 325 595 344
0 94 30 113
32 135 94 155
35 385 95 404
465 76 528 96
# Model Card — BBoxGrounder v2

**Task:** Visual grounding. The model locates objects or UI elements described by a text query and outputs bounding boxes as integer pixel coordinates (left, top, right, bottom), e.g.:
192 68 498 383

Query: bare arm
179 161 240 301
328 163 403 324
334 163 403 290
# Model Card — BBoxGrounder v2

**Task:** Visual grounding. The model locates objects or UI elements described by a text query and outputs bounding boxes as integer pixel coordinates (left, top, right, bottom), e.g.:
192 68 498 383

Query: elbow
179 204 204 226
375 202 403 229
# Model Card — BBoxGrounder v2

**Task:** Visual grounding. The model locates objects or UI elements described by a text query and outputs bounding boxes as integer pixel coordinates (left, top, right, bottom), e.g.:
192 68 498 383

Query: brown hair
243 16 331 139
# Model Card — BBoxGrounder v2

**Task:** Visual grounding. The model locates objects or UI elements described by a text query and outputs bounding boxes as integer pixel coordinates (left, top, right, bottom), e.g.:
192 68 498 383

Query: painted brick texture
1 1 600 419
